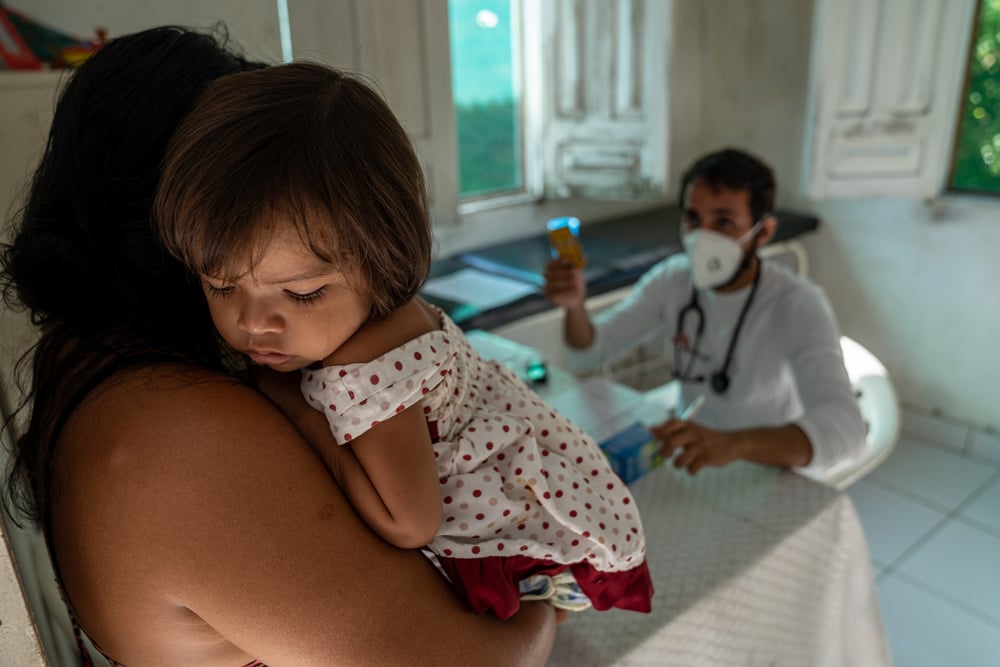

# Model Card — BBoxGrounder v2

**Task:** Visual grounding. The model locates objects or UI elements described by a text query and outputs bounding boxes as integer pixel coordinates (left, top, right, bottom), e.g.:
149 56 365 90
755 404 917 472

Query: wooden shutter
806 0 977 198
533 0 670 199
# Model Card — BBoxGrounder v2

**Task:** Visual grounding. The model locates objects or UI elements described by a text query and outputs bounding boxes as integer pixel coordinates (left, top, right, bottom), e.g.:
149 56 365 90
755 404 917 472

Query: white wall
669 0 999 433
801 197 1000 432
667 0 816 202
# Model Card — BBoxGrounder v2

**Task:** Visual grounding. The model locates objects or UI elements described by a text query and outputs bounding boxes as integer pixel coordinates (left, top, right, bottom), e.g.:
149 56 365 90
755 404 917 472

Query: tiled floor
848 406 1000 667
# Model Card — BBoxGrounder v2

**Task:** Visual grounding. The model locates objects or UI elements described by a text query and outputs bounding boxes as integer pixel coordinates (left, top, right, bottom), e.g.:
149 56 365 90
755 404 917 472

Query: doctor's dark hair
679 148 776 222
0 26 265 525
155 62 432 321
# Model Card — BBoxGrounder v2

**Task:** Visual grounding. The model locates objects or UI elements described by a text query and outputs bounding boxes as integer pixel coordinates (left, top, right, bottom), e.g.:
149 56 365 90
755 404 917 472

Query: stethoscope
673 259 762 394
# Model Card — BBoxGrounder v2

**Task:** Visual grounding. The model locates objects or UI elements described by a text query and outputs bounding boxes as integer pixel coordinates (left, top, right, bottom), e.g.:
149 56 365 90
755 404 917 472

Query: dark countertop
424 205 819 331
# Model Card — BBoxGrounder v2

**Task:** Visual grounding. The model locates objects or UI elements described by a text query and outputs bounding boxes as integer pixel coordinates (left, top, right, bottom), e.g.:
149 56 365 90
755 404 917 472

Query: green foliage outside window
449 0 523 199
456 100 521 197
950 0 1000 193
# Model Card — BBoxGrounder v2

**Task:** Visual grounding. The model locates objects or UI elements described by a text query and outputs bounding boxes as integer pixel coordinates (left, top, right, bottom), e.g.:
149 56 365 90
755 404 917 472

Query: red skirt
437 554 654 620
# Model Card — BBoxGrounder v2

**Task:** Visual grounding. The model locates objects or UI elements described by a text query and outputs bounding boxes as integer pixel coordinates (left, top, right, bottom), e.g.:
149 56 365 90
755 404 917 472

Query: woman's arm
56 366 557 667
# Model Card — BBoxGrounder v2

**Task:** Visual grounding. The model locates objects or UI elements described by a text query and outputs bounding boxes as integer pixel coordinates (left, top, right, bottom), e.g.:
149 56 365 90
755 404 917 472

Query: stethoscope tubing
672 260 763 394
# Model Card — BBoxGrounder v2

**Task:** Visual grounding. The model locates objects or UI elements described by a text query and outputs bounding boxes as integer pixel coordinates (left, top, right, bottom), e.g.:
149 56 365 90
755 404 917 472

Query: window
950 0 1000 195
447 0 525 201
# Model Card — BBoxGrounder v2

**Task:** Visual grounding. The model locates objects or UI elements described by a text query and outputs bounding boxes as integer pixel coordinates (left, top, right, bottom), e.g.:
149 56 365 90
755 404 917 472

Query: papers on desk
422 268 539 311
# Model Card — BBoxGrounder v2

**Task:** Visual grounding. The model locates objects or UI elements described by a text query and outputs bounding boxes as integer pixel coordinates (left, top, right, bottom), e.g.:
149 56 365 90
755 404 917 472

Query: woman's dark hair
154 62 432 321
0 26 265 525
679 148 776 222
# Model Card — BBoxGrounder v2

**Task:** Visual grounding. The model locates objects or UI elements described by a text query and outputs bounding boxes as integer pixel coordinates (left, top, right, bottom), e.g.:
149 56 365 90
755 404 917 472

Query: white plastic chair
759 239 810 277
818 336 901 490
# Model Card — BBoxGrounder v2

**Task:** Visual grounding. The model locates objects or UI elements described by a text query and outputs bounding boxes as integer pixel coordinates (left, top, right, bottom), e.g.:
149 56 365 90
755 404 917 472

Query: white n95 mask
682 222 761 289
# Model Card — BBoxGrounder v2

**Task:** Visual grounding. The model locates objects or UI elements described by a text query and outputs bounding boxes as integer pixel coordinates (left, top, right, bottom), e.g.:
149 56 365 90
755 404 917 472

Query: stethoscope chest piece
709 371 730 394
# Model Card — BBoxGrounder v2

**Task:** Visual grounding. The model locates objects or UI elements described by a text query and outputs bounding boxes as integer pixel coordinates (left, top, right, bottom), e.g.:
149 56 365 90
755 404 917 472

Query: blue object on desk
599 421 664 485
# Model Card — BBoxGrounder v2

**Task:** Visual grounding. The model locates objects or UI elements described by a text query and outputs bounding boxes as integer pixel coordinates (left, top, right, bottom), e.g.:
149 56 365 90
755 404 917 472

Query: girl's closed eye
202 280 234 298
285 286 327 303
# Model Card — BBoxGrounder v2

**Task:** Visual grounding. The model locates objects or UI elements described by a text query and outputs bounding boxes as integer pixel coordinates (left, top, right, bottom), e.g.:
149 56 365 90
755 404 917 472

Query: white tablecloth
548 461 891 666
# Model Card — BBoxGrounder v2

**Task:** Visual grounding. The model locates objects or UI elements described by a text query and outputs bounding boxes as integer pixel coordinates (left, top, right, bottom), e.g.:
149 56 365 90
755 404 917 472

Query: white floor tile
848 479 946 565
895 520 1000 624
867 435 995 510
878 574 1000 667
961 477 1000 535
971 430 1000 466
901 406 969 452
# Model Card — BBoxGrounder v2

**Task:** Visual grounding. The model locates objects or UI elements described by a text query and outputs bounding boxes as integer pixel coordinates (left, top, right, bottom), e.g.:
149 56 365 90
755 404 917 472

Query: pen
678 394 706 422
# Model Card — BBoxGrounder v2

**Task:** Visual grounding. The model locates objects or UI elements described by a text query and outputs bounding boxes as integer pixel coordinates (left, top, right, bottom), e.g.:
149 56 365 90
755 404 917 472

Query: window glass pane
950 0 1000 194
448 0 523 198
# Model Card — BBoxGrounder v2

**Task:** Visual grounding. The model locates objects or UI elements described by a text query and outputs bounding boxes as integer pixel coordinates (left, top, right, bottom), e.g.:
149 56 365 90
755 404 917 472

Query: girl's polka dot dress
301 306 653 619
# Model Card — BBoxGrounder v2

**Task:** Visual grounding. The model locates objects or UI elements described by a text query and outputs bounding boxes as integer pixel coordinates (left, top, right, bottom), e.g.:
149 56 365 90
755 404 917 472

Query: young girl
155 62 654 620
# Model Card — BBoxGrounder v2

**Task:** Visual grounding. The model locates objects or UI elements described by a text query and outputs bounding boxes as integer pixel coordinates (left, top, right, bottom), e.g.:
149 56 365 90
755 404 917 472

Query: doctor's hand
649 419 747 475
543 258 586 309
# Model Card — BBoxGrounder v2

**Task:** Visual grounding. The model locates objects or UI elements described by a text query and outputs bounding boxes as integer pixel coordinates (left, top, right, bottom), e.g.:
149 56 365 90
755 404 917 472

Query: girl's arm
311 297 445 548
335 404 442 548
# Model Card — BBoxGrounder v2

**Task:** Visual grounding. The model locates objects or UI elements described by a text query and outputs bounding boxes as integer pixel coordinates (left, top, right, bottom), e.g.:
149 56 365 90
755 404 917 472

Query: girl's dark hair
679 148 776 222
0 25 265 525
154 62 432 321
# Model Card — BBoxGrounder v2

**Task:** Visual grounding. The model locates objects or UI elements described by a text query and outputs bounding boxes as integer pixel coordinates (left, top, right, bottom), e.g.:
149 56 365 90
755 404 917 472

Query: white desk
467 332 892 667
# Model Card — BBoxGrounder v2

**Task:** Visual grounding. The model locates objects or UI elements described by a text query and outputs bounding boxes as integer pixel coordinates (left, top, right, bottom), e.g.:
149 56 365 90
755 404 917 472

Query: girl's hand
253 367 311 421
253 366 345 483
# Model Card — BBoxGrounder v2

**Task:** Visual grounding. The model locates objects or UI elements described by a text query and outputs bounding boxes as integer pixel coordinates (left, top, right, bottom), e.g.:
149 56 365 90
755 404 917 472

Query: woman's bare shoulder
83 363 261 428
70 363 301 464
61 362 327 534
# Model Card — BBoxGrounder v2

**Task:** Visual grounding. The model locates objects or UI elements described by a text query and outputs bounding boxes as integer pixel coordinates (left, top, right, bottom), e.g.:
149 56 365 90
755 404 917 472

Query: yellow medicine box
546 216 587 269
